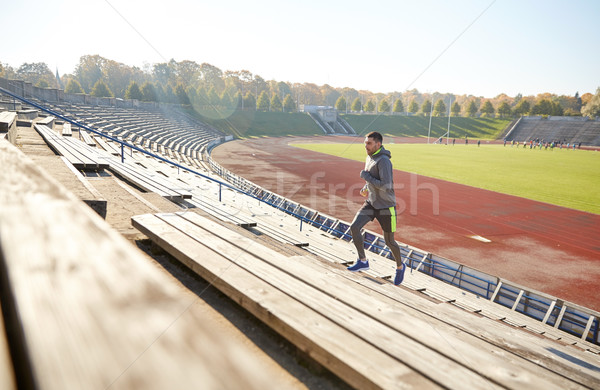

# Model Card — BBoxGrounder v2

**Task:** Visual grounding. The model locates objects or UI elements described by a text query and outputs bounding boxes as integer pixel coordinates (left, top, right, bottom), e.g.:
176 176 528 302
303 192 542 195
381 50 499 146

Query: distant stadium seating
505 116 600 146
46 102 225 156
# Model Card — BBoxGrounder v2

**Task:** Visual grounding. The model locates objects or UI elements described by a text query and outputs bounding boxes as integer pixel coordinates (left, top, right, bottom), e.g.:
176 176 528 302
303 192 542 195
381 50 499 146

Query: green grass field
291 142 600 214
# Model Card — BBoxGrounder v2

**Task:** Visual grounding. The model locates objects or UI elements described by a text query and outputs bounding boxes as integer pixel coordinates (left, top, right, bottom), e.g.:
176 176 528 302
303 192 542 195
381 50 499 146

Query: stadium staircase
2 86 600 388
307 111 357 135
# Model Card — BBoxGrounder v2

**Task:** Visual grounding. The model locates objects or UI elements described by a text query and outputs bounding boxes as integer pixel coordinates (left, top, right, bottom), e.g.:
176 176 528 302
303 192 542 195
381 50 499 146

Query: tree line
1 56 599 118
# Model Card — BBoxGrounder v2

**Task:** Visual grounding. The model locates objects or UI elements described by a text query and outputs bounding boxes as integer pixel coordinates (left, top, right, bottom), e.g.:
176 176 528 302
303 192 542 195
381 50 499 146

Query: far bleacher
506 116 600 146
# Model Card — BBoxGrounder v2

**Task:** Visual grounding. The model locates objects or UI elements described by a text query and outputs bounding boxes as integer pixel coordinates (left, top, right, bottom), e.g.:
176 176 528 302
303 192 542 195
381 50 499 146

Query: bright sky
3 0 599 98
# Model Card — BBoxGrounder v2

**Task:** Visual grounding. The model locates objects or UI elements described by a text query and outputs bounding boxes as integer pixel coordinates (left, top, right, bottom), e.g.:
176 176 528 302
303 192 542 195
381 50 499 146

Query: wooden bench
132 211 600 389
36 115 55 128
61 122 72 136
34 124 108 171
79 130 95 146
0 139 272 390
107 156 192 201
0 111 17 132
0 111 17 143
188 196 257 228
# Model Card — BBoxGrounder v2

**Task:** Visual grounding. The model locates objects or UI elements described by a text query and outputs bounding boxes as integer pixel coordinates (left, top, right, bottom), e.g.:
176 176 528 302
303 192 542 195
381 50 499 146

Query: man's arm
360 157 393 189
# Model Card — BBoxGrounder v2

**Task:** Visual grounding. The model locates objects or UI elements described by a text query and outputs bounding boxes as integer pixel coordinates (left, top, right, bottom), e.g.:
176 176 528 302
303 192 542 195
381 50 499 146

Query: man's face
364 136 381 156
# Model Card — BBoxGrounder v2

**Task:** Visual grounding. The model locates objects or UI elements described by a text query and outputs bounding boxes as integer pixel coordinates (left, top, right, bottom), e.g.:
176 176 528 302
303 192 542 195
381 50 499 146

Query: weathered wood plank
166 211 596 389
36 116 55 128
61 122 72 137
132 212 441 390
284 254 600 387
79 130 95 146
0 301 17 390
0 139 273 390
0 111 17 132
34 124 107 170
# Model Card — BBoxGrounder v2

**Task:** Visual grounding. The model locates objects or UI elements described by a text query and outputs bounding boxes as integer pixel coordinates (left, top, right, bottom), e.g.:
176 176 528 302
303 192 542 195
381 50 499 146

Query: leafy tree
233 91 243 109
176 60 201 86
152 61 176 87
139 82 157 102
466 100 478 117
125 81 143 100
497 101 512 118
283 94 296 112
363 100 375 112
0 62 15 78
575 91 583 112
480 101 495 117
175 84 190 105
65 79 84 94
408 99 419 114
195 87 208 106
551 101 564 116
393 99 404 113
207 87 220 106
75 55 106 93
335 96 347 112
164 85 176 103
451 101 461 116
254 75 269 101
513 99 530 116
154 84 167 103
200 62 224 90
244 92 256 111
102 59 133 98
582 87 600 118
276 81 292 98
351 97 362 112
433 99 446 116
221 91 232 108
257 90 270 111
270 94 282 111
321 84 341 106
421 100 432 116
91 80 113 97
16 62 57 88
186 86 197 104
531 99 553 115
378 99 390 113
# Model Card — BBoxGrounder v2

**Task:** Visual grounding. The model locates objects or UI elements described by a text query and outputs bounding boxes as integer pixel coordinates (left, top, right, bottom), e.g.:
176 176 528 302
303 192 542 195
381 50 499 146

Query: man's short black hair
366 131 383 144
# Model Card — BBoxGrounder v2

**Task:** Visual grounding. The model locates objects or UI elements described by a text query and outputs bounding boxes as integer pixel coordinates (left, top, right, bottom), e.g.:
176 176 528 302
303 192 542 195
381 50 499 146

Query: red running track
213 136 600 311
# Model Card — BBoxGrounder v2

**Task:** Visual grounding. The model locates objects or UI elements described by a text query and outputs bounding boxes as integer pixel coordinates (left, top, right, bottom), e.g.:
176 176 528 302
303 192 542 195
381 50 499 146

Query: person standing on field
347 131 405 285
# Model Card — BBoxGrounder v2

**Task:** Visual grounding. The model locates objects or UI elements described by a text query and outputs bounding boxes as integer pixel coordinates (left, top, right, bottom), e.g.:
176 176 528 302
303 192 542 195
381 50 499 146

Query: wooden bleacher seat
34 124 108 170
132 211 600 389
79 130 96 146
0 139 272 390
0 111 17 132
61 122 72 136
36 115 55 128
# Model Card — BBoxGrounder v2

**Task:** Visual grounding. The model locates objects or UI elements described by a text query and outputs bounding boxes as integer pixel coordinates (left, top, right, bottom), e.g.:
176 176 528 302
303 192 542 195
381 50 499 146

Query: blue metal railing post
121 144 124 163
219 183 222 202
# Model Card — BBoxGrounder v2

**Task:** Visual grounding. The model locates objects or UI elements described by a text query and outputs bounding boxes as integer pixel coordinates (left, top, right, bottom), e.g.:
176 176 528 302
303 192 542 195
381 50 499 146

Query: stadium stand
133 210 600 388
505 116 600 146
2 83 600 388
0 138 276 390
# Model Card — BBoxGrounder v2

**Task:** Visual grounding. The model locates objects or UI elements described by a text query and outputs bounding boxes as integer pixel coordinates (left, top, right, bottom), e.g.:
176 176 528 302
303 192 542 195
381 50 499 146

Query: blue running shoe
347 259 369 272
394 264 406 285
